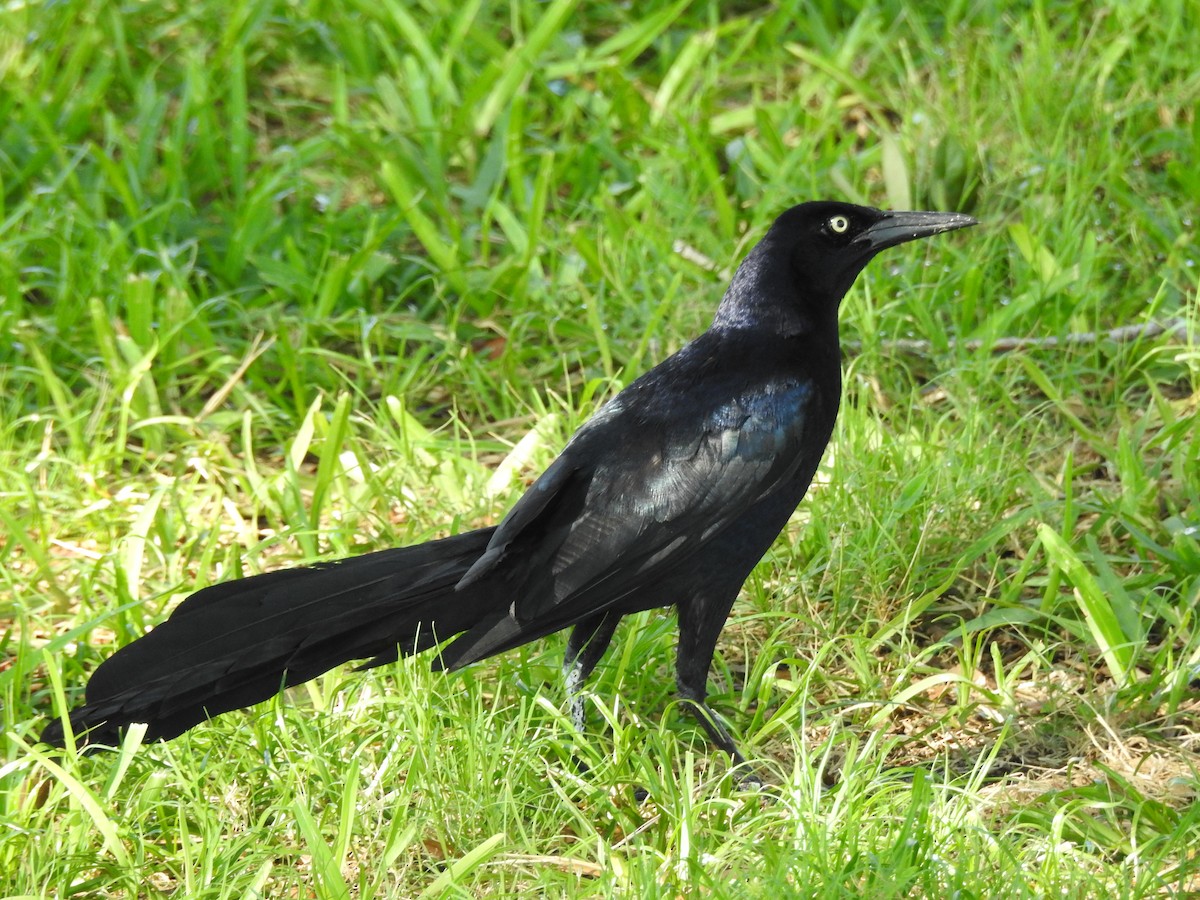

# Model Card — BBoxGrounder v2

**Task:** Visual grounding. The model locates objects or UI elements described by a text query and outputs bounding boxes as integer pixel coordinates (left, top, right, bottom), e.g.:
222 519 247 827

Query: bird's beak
855 210 978 252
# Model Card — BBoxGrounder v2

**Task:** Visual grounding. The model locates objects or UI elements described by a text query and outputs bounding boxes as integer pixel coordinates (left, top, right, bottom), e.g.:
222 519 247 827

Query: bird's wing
443 378 814 666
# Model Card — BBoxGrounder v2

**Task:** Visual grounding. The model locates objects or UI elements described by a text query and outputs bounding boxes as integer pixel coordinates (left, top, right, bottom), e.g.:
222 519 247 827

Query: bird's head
716 201 977 333
776 200 978 305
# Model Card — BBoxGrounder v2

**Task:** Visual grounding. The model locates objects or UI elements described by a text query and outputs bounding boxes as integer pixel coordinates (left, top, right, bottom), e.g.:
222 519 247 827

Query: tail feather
41 528 497 747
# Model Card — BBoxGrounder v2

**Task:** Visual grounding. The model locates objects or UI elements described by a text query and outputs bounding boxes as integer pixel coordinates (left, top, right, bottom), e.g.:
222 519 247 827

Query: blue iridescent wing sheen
459 379 815 627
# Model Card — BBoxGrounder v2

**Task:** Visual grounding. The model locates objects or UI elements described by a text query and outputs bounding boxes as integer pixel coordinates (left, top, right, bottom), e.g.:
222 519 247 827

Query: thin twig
485 855 604 877
849 317 1190 356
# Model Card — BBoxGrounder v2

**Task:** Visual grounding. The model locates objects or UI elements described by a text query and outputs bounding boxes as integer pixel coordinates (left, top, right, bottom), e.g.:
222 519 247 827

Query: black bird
41 202 976 769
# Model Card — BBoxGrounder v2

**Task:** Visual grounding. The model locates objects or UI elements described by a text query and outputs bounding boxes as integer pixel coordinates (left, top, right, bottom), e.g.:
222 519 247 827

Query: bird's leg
562 612 620 733
675 599 759 785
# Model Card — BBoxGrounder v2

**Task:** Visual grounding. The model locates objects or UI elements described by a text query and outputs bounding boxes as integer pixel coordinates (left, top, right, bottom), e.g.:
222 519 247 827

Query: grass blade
1038 523 1137 687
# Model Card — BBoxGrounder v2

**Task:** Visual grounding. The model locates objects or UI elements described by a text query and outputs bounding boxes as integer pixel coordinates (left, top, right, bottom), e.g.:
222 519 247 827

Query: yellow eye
828 215 850 234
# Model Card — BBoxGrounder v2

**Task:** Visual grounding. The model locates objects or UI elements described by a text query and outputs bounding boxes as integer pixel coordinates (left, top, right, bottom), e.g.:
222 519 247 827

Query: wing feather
481 382 812 622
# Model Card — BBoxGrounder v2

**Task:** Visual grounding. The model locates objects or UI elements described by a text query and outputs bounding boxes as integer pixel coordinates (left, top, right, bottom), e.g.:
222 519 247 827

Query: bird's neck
710 241 839 339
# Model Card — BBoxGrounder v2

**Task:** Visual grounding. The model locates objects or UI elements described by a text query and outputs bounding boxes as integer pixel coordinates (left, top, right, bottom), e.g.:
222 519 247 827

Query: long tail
41 528 497 747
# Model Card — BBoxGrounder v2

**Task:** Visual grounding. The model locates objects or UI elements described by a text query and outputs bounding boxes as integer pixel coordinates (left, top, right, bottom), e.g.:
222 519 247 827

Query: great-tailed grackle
41 202 976 770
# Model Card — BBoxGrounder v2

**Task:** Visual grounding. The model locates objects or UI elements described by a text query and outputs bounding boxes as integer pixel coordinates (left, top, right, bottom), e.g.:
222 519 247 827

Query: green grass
2 0 1198 895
